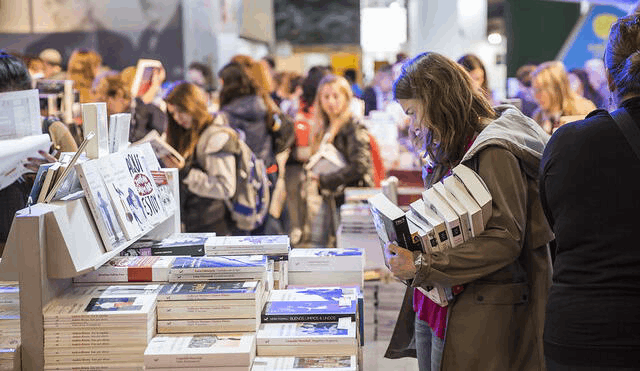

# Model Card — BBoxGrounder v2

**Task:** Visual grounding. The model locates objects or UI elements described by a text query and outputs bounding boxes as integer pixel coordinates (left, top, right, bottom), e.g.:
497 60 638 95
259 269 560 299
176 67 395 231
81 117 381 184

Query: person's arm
388 146 529 288
182 132 236 199
318 122 371 191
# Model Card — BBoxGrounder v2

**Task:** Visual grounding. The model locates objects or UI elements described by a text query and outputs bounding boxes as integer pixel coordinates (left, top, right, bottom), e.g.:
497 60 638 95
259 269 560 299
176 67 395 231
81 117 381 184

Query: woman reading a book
383 52 553 370
541 15 640 371
308 74 374 248
163 82 236 236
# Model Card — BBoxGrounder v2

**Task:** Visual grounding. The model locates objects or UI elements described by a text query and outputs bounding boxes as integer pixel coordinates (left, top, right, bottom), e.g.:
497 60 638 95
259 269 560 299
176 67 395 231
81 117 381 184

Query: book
304 142 346 176
251 356 357 371
108 113 131 153
157 281 262 301
132 130 185 168
204 236 290 256
72 256 174 283
30 163 55 204
409 199 450 251
81 103 109 159
0 89 41 140
451 164 492 226
404 210 439 252
368 193 421 267
257 320 357 347
46 133 94 203
143 333 255 368
156 299 260 320
0 133 52 192
262 288 358 323
433 182 471 241
75 158 126 251
422 188 465 247
43 294 157 324
132 142 177 214
170 256 268 274
120 147 168 225
289 248 364 272
131 59 163 99
157 318 259 333
442 175 484 237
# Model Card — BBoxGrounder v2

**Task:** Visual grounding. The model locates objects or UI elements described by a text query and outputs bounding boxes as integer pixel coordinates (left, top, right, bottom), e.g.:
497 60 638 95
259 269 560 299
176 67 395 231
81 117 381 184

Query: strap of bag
610 107 640 161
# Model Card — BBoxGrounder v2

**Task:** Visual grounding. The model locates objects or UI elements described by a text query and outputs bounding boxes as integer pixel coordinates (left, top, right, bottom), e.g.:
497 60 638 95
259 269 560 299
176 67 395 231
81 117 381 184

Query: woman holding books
541 15 640 371
308 74 374 248
163 82 236 236
383 52 553 370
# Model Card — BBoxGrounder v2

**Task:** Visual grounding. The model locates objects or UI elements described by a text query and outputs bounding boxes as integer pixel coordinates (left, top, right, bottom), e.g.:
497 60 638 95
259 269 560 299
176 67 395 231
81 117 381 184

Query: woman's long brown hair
164 82 213 159
394 52 496 170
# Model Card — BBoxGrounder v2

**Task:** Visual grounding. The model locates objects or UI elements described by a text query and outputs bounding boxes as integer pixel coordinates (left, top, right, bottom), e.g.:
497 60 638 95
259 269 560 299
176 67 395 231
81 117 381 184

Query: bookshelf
0 168 180 371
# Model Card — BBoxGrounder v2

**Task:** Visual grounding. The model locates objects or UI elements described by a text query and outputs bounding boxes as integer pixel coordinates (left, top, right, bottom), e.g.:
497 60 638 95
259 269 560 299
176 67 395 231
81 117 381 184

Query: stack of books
156 281 266 335
167 256 269 283
288 248 364 288
42 285 158 370
119 233 217 257
144 333 256 370
336 203 385 271
73 256 175 284
0 282 20 371
251 356 357 371
270 257 288 290
257 288 359 358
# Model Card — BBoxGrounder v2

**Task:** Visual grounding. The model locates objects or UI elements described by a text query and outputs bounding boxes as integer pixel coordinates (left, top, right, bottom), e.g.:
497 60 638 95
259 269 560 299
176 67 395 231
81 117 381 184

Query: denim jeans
415 317 444 371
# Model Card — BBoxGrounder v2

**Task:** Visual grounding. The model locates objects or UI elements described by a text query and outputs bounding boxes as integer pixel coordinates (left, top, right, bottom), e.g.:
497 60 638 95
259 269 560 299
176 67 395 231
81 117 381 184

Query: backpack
196 118 271 231
292 109 313 162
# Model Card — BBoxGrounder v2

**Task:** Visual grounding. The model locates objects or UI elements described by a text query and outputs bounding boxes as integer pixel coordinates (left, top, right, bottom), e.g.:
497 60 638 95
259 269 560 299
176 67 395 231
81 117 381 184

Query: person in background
67 49 102 103
343 68 363 99
272 71 292 107
392 52 409 81
39 49 66 80
514 64 539 117
362 64 394 115
384 51 552 371
541 14 640 370
531 61 596 134
568 67 606 109
93 75 131 117
27 57 44 81
163 82 236 236
584 58 610 108
309 74 373 248
457 53 492 103
127 66 168 143
188 61 215 93
280 73 303 118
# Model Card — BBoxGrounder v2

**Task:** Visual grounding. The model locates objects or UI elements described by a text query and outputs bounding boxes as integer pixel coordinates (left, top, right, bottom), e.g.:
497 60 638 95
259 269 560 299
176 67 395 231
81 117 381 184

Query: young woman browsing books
163 82 235 236
541 15 640 371
383 52 553 370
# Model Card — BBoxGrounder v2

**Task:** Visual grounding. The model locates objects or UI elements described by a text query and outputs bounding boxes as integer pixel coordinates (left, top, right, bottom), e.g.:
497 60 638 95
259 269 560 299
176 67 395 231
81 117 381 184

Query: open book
133 130 185 168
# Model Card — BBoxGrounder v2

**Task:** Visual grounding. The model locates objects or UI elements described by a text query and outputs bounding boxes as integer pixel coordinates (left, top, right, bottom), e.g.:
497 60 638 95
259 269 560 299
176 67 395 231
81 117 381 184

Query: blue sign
559 5 628 70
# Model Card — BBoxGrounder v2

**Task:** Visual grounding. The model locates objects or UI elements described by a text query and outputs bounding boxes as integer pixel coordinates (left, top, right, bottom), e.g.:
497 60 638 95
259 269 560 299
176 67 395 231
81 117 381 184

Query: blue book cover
269 288 359 303
0 286 19 295
294 322 348 336
171 255 267 269
311 249 362 257
159 281 259 296
262 301 357 323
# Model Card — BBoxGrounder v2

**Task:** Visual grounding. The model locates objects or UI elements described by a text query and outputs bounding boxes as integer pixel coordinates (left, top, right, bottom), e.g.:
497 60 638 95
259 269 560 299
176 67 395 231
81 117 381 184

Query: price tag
338 317 351 330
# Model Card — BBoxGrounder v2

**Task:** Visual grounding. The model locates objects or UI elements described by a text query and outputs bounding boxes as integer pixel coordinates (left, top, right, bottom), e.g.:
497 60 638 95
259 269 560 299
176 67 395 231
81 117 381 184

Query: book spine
168 272 266 282
260 313 356 323
156 318 257 333
169 266 266 274
257 336 356 346
157 293 256 301
393 216 422 252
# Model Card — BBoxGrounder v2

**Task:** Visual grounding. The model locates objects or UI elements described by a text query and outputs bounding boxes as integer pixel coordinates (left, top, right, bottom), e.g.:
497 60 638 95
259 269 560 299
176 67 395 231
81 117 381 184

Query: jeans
415 317 444 371
546 357 640 371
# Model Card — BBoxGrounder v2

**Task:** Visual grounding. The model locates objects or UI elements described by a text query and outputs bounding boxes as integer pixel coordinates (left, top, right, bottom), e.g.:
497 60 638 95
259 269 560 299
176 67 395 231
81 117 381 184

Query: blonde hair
119 66 137 93
312 74 354 149
532 61 582 115
67 49 102 103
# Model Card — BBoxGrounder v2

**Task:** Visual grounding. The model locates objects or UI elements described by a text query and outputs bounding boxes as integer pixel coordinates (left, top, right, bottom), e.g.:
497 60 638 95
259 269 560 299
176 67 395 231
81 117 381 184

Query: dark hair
218 62 256 108
262 56 276 70
343 68 357 83
188 61 214 90
396 52 409 64
516 64 536 88
164 82 213 158
394 52 495 170
605 14 640 99
301 66 330 113
0 50 32 93
457 54 489 93
289 74 303 95
569 68 601 104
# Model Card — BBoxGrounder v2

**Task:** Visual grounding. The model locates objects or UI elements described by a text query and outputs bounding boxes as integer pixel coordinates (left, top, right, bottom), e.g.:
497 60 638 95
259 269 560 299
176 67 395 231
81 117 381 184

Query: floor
362 340 419 371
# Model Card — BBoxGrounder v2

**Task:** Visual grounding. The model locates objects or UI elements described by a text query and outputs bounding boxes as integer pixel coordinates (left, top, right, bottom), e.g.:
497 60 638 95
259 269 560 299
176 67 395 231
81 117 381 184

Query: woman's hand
25 150 57 173
384 241 417 280
161 154 183 169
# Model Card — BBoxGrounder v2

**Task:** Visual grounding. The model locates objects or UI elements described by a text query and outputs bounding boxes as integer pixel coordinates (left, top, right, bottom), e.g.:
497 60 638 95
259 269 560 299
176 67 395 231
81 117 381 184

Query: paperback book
251 356 357 371
204 235 290 256
451 164 492 226
157 281 262 301
442 175 484 237
262 288 358 323
289 248 364 272
422 188 465 247
72 256 175 283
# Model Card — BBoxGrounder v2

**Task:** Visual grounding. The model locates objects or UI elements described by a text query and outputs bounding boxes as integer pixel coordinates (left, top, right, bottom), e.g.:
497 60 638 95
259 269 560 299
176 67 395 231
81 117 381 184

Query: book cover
423 188 464 248
262 301 357 323
409 199 451 251
131 59 163 99
251 356 357 370
81 103 109 159
451 164 492 226
170 256 268 273
75 159 126 251
157 281 261 301
143 333 255 368
205 236 290 256
133 142 176 215
289 248 364 272
156 318 258 333
72 256 174 283
405 211 439 252
257 321 356 346
443 175 485 237
37 162 60 203
121 148 167 225
108 113 131 153
433 182 471 242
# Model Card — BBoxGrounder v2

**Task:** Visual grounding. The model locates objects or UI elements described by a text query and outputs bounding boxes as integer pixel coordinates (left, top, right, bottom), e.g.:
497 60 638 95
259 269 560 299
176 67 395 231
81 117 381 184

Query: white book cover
0 133 51 191
144 333 255 368
108 113 131 153
169 255 268 274
75 159 126 251
120 148 167 225
72 256 174 283
409 199 450 251
251 356 357 371
81 102 109 159
405 210 439 252
100 154 147 240
267 287 358 303
0 89 41 140
451 164 492 226
433 182 471 242
257 321 356 346
205 236 290 256
443 175 484 237
157 281 262 301
422 188 464 248
132 142 176 215
289 248 364 272
43 293 156 323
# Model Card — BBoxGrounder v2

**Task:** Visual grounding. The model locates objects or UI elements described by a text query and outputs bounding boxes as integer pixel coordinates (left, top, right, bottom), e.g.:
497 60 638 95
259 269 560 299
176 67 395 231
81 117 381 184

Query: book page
0 134 51 191
0 89 41 140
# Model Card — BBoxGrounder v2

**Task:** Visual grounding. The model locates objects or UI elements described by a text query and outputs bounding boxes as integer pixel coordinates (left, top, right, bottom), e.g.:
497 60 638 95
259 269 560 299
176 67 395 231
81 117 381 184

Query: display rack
0 168 180 371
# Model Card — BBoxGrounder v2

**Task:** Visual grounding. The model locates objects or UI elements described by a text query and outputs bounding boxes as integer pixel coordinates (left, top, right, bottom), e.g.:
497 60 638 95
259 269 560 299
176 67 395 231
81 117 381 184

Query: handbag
270 112 296 154
610 108 640 161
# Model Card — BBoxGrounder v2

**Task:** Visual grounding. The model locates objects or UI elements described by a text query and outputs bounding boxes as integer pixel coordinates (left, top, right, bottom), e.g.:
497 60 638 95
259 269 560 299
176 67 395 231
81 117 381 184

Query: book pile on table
288 248 364 288
144 333 256 371
73 256 175 284
256 288 359 360
251 356 357 371
119 233 217 257
167 256 269 284
156 280 266 335
42 285 158 370
0 282 20 371
336 203 386 271
361 281 377 343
